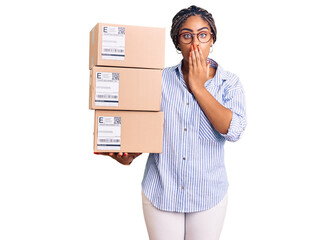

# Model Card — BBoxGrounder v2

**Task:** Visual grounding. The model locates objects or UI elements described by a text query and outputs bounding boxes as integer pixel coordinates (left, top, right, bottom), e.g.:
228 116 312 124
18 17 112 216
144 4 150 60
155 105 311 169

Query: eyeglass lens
180 32 211 43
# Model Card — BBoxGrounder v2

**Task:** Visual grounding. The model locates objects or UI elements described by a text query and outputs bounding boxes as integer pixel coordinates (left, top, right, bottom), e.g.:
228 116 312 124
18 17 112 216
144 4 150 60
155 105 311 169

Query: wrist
191 85 206 96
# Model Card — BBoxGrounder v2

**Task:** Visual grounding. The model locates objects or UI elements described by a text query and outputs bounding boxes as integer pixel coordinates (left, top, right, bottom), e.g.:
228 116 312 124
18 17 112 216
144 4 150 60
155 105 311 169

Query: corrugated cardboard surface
89 23 165 69
89 66 162 111
94 110 164 153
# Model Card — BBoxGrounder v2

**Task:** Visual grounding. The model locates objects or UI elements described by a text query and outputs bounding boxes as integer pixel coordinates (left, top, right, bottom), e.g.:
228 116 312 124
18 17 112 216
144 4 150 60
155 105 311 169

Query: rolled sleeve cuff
219 113 246 142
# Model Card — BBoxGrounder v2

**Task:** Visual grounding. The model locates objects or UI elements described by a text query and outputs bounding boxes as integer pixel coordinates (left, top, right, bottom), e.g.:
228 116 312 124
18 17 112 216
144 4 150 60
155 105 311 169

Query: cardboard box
89 23 165 69
89 66 162 111
94 110 164 153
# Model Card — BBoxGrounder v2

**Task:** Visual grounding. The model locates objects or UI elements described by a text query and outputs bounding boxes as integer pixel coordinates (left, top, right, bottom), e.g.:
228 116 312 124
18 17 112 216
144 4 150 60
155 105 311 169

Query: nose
191 34 200 45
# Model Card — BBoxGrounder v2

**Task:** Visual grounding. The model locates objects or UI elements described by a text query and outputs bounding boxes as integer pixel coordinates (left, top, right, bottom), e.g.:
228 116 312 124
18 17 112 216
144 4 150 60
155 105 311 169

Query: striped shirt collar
175 58 226 88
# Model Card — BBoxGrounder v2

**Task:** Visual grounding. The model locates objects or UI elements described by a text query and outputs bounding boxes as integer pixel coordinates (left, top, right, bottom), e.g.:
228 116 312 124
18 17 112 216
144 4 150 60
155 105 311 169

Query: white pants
142 191 228 240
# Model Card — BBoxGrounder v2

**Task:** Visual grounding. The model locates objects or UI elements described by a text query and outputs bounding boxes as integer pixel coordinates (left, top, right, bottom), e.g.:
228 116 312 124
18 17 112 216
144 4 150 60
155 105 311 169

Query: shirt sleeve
219 78 247 142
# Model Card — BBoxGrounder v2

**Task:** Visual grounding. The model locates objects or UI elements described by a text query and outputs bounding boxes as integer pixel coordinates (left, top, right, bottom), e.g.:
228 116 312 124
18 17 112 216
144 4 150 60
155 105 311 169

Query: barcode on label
97 95 118 99
118 27 125 35
99 139 120 143
111 73 119 80
114 117 121 124
103 48 124 53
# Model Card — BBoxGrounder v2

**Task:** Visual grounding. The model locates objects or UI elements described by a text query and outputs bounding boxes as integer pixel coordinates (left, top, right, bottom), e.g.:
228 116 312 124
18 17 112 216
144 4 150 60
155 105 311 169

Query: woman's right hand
94 152 142 165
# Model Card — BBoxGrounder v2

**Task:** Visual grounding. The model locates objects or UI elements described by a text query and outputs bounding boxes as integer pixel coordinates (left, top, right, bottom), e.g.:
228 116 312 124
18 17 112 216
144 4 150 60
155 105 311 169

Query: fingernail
124 153 128 156
94 152 98 154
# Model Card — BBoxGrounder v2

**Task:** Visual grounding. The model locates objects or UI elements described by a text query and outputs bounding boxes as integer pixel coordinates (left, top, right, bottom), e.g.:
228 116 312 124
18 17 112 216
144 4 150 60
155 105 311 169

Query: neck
181 59 190 75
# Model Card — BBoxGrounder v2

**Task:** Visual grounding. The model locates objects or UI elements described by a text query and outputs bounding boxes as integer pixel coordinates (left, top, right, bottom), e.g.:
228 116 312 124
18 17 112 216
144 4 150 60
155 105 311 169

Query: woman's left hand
188 43 210 92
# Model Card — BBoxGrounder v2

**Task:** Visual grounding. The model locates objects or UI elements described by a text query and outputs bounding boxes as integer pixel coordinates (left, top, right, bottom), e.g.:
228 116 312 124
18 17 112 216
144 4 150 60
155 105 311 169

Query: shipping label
101 26 125 60
95 72 119 107
97 116 121 150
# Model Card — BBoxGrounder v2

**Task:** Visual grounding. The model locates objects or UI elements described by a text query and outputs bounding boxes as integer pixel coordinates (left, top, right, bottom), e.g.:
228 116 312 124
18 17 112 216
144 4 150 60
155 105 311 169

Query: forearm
193 86 233 134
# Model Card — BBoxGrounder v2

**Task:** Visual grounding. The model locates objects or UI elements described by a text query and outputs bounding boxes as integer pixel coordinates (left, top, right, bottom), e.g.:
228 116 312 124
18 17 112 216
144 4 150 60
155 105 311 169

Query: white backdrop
0 0 335 239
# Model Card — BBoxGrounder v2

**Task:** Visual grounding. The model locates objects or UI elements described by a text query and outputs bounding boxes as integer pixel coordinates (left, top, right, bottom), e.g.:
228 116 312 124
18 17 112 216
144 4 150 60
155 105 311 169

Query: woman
98 5 246 240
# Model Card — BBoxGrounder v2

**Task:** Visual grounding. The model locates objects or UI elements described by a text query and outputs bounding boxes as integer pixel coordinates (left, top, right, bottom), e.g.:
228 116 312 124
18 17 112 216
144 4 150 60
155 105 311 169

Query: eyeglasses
178 31 213 44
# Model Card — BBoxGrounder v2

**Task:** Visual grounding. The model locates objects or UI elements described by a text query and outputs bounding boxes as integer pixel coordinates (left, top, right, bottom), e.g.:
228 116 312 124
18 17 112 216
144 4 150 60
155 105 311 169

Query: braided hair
171 5 217 51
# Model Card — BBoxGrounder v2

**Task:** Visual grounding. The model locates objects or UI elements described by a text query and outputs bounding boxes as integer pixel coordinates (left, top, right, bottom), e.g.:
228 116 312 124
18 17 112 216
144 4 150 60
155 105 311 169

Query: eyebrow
180 27 209 32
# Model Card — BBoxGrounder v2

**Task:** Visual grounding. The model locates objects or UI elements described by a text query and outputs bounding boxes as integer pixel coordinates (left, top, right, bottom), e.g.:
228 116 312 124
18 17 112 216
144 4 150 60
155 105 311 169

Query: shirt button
186 102 189 105
181 186 184 189
183 157 186 160
184 128 187 131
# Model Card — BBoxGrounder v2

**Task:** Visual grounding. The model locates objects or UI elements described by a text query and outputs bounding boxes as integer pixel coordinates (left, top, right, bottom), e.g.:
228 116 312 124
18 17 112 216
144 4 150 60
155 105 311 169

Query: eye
182 33 192 39
199 32 208 39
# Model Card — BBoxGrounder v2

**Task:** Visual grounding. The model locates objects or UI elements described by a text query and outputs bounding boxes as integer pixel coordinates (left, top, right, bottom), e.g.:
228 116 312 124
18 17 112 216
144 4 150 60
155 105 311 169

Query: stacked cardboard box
89 23 165 153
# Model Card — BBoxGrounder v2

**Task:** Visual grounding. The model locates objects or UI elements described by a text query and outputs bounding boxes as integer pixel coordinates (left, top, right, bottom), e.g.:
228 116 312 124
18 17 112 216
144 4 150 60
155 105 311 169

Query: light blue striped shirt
141 58 246 213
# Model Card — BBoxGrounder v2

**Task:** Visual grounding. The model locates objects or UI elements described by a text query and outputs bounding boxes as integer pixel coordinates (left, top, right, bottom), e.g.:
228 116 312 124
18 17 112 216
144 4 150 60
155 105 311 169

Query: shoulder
162 64 179 75
208 59 242 89
161 64 180 83
216 64 243 91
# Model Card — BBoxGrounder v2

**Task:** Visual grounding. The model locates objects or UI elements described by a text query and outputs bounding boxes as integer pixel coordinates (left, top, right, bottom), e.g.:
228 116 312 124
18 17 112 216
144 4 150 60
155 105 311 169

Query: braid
170 5 217 50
